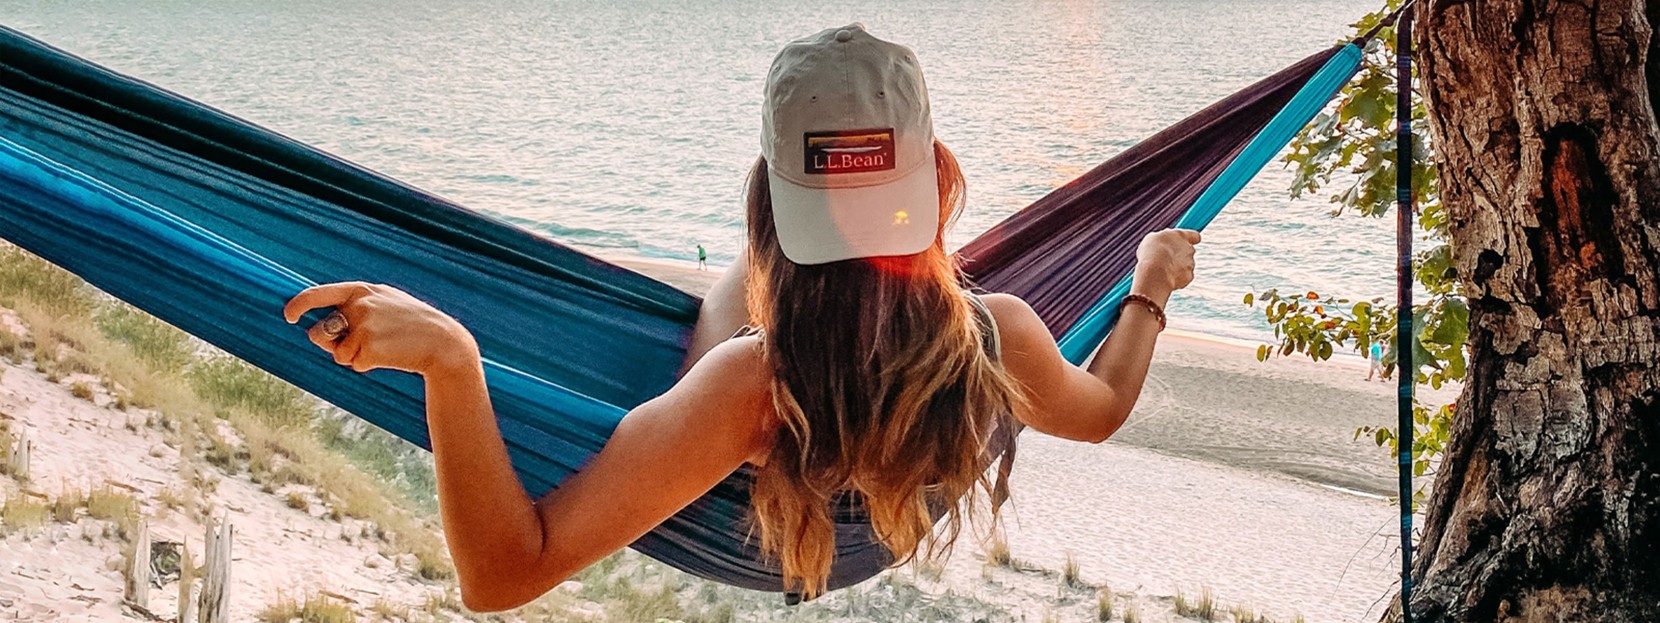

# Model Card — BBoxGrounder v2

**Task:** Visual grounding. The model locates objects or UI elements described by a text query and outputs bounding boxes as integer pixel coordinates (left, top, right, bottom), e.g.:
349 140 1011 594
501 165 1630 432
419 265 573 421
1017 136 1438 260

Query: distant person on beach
1368 341 1384 381
697 244 707 270
284 24 1197 610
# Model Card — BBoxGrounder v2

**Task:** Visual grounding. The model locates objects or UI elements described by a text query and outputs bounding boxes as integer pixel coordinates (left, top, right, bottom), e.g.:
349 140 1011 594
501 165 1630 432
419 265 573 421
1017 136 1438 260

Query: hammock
0 24 1368 593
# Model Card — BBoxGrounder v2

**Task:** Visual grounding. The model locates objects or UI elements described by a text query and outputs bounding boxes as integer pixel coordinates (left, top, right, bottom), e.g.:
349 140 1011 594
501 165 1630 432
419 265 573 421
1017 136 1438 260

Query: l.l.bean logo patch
803 129 896 175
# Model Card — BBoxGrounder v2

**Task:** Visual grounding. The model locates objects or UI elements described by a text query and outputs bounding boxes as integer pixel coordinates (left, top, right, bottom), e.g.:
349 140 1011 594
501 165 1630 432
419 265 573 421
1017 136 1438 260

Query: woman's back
284 23 1198 611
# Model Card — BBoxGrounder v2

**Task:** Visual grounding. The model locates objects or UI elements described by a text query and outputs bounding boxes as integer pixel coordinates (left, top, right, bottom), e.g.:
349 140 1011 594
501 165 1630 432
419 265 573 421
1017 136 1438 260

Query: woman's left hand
283 281 479 376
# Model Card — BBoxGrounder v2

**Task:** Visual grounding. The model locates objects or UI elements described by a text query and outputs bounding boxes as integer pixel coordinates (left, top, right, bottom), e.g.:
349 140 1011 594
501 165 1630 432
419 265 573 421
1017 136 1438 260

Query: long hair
745 141 1030 597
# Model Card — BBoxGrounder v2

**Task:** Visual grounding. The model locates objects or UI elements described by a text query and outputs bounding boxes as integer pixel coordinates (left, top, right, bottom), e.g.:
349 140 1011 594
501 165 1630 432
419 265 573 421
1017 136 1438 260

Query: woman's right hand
1131 228 1201 301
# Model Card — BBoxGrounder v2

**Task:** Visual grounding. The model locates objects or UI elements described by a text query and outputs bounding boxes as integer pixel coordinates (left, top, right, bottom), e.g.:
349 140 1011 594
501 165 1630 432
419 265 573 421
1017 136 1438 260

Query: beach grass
187 356 315 429
1062 550 1083 588
85 483 140 540
0 246 456 581
50 486 84 523
93 304 194 371
368 597 411 621
986 531 1015 568
0 241 1329 623
421 589 472 619
0 245 96 317
0 421 17 479
1175 585 1218 621
256 590 358 623
0 491 48 535
155 485 191 514
0 324 24 363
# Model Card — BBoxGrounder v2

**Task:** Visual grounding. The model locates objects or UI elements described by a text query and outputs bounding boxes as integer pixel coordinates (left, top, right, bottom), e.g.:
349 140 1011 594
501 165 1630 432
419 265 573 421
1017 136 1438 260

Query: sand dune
0 255 1458 622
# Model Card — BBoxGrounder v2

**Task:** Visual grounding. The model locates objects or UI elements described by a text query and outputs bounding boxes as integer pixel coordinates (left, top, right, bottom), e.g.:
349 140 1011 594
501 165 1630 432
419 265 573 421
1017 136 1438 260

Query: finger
306 321 341 353
284 282 374 324
334 331 365 367
1176 229 1202 245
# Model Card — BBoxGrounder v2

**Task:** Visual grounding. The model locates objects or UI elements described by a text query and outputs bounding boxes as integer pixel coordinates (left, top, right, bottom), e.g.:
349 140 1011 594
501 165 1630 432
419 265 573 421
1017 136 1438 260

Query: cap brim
768 162 941 265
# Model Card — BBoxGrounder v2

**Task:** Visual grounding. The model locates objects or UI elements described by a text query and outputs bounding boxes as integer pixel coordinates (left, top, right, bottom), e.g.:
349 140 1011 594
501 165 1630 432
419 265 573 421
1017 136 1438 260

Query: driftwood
4 425 27 481
123 519 150 609
176 537 195 623
196 515 230 623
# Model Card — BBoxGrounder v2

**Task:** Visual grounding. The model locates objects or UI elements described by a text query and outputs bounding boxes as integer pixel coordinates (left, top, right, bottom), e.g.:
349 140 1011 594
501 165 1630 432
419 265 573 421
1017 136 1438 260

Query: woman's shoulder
677 334 779 462
971 293 1050 350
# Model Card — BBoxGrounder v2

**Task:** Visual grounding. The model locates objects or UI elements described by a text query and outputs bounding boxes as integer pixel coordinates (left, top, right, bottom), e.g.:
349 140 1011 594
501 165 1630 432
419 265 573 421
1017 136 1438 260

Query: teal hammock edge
1055 42 1366 364
0 132 626 492
0 23 1370 593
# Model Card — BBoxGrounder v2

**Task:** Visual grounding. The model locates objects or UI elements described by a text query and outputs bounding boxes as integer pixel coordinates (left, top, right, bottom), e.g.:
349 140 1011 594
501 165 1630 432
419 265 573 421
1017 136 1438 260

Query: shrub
413 545 454 581
187 357 314 429
0 246 96 316
51 487 85 523
94 305 194 370
986 532 1013 568
86 484 140 539
0 327 23 363
1 491 48 534
1063 551 1083 588
256 591 357 623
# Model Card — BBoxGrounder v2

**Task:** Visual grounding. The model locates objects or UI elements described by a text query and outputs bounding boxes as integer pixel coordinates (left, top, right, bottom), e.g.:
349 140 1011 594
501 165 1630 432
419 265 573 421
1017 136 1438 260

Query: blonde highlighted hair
744 141 1029 597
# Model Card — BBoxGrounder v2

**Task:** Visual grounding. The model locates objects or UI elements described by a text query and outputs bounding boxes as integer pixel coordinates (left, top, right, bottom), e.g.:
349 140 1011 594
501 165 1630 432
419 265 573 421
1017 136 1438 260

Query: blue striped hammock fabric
0 24 1364 593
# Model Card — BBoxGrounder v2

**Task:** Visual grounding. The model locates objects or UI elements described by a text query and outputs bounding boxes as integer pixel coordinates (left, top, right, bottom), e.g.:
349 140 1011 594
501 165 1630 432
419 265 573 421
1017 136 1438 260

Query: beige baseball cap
762 24 940 265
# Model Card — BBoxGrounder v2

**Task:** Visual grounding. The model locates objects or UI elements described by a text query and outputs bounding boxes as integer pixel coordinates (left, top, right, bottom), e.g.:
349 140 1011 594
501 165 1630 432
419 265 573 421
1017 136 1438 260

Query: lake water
0 0 1387 341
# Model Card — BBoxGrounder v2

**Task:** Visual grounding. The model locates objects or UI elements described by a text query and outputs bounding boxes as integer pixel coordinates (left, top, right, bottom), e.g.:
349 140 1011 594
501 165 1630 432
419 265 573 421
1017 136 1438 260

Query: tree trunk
1411 1 1660 621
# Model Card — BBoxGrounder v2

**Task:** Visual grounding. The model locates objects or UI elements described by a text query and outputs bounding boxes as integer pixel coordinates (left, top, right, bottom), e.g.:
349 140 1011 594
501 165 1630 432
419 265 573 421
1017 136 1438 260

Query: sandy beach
0 252 1456 622
607 254 1448 495
609 255 1457 622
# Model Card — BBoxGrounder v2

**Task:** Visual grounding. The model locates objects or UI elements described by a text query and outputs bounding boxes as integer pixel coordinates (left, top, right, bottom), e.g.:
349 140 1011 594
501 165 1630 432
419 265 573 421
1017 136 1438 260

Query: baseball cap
761 24 940 265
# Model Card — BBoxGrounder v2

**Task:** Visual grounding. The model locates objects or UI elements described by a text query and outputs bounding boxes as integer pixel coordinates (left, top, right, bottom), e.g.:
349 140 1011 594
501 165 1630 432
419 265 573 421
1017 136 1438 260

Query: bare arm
681 247 751 374
986 229 1200 443
284 283 772 612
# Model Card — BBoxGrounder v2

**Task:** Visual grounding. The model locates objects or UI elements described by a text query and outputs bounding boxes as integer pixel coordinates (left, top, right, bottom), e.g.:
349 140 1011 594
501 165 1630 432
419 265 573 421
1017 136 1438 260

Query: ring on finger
319 310 351 341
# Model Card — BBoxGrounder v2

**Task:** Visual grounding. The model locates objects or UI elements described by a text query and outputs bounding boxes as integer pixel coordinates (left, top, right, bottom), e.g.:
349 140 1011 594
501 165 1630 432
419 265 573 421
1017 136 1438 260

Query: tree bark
1412 1 1660 621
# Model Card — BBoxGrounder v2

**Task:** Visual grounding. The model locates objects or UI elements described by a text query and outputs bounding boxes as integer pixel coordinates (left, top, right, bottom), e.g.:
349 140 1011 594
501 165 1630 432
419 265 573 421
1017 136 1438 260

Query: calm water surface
0 0 1384 340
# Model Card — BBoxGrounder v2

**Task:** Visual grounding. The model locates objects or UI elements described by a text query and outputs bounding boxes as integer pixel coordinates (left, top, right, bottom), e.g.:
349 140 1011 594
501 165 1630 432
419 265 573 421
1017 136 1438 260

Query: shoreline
599 248 1456 501
596 251 1358 366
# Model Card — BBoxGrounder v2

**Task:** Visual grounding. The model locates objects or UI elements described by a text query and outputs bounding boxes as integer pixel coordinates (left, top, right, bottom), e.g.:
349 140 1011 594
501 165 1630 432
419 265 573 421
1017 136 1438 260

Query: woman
283 24 1198 611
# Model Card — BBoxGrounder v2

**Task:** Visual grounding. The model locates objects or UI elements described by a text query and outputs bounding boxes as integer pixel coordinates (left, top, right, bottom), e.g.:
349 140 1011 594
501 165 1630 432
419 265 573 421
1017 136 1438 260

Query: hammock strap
1394 5 1418 621
1054 42 1366 364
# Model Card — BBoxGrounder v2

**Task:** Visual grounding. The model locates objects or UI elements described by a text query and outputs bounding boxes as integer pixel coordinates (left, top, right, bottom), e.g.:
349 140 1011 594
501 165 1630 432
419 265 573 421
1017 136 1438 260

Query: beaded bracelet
1121 293 1167 331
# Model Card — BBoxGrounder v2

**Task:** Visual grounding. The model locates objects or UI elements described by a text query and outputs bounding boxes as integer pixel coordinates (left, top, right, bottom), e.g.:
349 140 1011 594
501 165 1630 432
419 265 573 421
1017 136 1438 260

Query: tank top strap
964 290 1002 362
963 288 1021 507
